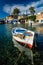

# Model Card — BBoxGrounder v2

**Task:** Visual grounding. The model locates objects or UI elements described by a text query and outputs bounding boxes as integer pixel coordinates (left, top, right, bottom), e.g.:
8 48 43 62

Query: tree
29 15 36 21
12 8 20 15
29 6 35 15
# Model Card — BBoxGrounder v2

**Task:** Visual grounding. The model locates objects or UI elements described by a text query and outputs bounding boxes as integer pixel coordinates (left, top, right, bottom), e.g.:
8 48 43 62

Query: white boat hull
12 27 34 49
13 35 34 49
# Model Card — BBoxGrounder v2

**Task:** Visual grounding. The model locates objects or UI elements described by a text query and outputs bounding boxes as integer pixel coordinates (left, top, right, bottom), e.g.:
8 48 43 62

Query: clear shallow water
0 24 25 44
0 24 43 65
0 24 12 44
0 24 43 50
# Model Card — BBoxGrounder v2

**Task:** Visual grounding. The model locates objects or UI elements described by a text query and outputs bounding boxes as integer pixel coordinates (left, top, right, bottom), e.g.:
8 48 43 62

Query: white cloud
35 7 43 14
30 0 43 7
3 0 43 14
3 4 11 14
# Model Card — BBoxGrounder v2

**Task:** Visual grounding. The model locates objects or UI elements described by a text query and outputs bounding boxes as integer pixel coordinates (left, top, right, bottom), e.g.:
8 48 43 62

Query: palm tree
29 6 35 15
12 8 20 15
12 8 20 19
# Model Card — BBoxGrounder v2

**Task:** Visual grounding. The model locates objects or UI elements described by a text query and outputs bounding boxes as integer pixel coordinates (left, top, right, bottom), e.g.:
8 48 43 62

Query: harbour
0 0 43 64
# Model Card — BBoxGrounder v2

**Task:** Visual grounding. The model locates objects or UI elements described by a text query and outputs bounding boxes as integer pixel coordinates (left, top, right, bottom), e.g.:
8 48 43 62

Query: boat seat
15 34 24 39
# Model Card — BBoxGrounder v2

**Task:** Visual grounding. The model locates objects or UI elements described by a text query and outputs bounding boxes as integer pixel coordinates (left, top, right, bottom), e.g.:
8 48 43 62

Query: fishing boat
12 27 35 49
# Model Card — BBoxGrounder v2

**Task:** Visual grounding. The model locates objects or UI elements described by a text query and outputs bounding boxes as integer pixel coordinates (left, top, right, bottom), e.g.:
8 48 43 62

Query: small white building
27 20 34 26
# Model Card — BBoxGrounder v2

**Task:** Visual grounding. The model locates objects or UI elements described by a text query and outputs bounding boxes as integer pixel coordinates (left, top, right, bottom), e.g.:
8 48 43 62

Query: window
41 20 43 22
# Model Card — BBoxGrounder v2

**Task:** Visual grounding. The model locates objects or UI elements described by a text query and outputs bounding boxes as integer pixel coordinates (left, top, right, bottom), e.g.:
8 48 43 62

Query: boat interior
14 31 33 39
14 34 24 39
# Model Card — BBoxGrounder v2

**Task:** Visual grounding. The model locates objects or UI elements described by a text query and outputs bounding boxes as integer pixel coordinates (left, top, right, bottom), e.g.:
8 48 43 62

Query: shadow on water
0 24 43 65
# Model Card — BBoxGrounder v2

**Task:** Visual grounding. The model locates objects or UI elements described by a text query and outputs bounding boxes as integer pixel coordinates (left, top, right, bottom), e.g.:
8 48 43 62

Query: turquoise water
0 24 43 65
0 24 12 44
0 24 25 43
0 24 43 50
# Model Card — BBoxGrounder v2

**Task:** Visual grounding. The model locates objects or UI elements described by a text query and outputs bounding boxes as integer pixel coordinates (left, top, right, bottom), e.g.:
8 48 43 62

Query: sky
0 0 43 18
